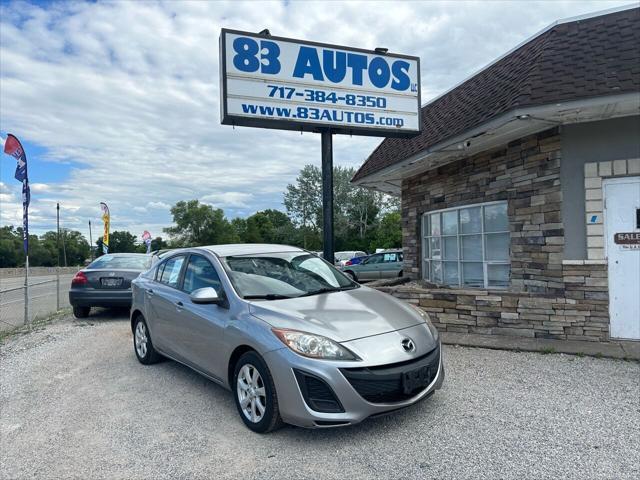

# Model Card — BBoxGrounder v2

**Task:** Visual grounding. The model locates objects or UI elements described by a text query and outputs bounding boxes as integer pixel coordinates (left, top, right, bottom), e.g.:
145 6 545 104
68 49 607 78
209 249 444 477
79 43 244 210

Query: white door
604 177 640 340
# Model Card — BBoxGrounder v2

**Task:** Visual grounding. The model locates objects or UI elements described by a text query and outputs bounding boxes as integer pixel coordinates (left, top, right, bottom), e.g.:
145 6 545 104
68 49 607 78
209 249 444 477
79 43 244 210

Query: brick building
352 7 640 342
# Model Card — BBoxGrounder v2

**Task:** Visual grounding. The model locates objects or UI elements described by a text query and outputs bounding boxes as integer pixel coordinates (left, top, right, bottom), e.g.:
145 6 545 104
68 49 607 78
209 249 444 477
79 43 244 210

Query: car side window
366 254 383 265
383 253 398 263
182 255 223 296
158 255 185 288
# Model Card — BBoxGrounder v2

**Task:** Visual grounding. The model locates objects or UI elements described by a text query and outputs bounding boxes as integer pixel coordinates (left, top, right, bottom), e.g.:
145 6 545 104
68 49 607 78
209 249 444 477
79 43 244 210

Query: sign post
321 131 334 264
219 29 421 259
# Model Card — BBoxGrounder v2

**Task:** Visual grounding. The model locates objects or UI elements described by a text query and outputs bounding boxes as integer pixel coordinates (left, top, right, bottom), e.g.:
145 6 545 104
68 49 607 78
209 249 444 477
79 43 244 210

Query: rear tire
73 306 90 318
345 270 357 282
233 351 283 433
133 315 162 365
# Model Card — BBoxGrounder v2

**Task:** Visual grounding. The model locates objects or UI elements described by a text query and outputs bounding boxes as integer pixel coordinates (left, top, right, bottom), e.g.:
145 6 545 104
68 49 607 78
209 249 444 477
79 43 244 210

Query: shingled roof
353 7 640 182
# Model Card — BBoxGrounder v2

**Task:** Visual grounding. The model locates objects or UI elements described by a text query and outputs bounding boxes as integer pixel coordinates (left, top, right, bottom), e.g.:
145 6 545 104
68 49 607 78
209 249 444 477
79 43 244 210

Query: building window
422 201 510 288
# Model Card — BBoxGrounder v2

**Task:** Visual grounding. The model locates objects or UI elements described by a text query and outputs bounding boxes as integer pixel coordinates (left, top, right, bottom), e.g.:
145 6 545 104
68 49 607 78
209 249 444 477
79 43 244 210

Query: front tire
233 351 283 433
133 315 161 365
345 270 357 282
73 306 90 318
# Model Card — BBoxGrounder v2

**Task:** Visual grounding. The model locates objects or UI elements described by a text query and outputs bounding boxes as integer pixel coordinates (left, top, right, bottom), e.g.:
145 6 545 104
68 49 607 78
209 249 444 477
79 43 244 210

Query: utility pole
88 220 93 260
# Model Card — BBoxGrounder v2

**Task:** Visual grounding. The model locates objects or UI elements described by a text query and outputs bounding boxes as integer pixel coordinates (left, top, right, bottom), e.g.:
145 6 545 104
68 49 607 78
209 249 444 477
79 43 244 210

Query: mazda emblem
401 338 416 352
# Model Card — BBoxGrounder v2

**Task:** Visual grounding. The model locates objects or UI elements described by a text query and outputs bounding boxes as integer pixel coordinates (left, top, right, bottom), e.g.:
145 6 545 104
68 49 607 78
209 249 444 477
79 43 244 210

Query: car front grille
340 344 440 404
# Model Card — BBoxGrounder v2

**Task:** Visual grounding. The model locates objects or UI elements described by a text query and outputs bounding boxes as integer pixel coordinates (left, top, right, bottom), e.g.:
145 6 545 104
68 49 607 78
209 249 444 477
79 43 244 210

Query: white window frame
421 200 510 289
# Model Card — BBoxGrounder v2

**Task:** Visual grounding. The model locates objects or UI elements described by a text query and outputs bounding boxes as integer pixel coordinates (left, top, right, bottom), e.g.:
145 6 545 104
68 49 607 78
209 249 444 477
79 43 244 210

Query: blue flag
3 134 30 253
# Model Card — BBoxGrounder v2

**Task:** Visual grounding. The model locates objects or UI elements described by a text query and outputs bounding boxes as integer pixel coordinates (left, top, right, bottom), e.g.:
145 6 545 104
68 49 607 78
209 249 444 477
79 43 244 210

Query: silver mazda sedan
130 244 444 433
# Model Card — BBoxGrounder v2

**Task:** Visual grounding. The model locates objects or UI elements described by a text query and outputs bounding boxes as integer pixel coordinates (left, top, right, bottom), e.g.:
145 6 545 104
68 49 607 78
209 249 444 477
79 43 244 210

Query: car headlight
272 328 360 361
409 304 439 341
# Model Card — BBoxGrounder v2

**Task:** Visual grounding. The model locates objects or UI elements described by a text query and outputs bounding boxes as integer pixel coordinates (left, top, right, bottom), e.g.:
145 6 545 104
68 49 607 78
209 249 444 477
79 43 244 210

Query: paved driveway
1 311 638 480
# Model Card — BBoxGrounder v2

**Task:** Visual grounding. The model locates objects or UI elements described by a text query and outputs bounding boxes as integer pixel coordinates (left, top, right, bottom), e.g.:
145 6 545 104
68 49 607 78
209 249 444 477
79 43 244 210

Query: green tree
149 236 168 252
242 209 297 245
95 237 105 258
0 226 22 267
108 231 138 253
40 230 90 266
230 218 248 242
0 226 90 267
27 233 53 266
372 211 402 250
284 164 396 252
164 200 237 246
283 165 322 248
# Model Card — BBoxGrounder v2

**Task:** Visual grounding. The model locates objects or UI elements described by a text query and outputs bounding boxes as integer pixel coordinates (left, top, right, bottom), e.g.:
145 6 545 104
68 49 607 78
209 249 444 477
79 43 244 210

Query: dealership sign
614 232 640 250
219 29 421 137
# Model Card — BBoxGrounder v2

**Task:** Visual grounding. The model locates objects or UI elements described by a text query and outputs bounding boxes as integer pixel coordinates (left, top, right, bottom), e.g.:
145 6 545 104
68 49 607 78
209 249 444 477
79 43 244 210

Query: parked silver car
343 249 404 282
130 244 444 432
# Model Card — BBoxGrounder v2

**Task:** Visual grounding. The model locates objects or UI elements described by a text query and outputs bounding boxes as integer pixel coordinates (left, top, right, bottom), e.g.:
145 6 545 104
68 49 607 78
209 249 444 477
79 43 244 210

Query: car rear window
87 255 152 270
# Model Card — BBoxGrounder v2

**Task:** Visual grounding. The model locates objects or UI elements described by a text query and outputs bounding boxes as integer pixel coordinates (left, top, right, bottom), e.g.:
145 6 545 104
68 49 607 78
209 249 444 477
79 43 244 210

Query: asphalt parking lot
1 310 639 480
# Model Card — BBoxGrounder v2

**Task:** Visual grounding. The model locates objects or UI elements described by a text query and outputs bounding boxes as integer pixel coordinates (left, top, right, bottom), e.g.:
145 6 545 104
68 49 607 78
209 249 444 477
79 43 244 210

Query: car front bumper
264 340 444 428
69 289 132 308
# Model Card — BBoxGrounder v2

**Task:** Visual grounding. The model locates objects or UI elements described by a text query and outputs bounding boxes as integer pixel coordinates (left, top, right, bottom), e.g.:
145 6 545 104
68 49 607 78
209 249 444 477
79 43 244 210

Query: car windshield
87 255 151 270
222 251 358 299
335 252 354 261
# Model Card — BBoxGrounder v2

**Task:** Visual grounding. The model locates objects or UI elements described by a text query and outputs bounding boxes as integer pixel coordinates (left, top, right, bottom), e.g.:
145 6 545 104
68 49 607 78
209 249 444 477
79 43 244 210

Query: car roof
198 243 305 257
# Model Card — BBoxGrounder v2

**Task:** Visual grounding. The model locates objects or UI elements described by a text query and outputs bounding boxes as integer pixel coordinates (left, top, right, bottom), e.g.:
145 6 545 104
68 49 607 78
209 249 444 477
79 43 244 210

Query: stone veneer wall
394 127 610 341
583 158 640 260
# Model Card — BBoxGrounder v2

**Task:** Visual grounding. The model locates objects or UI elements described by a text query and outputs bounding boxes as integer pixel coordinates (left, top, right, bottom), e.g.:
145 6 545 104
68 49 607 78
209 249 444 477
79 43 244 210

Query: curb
441 332 640 360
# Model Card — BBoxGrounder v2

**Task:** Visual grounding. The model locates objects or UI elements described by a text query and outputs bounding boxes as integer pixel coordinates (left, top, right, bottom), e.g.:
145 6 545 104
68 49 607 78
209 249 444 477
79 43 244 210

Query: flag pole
2 133 31 326
57 203 60 311
24 250 29 327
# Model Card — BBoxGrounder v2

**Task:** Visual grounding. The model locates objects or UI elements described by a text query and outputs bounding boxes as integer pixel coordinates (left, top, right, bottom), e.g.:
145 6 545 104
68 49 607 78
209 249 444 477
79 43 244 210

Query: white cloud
147 201 170 210
0 0 629 237
201 191 253 209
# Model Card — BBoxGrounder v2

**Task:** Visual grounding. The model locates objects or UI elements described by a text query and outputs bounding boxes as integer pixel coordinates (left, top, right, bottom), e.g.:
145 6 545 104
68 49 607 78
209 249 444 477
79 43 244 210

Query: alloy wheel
135 321 148 358
236 364 267 423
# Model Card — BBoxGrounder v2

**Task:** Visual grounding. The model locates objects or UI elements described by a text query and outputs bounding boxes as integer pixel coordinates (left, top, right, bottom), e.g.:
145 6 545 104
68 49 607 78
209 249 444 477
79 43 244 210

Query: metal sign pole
321 130 335 265
56 203 60 311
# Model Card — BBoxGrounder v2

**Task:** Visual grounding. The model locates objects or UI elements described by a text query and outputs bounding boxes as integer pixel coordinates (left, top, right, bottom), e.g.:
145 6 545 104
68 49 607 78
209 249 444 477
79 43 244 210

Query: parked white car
334 251 367 267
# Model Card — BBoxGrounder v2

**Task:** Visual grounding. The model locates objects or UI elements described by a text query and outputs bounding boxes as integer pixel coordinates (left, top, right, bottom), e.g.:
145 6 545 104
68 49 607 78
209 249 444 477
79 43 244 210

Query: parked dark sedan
69 253 152 318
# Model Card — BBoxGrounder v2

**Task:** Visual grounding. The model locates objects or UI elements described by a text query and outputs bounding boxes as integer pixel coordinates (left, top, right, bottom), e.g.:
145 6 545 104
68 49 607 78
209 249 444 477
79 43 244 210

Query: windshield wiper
298 285 358 297
243 294 294 300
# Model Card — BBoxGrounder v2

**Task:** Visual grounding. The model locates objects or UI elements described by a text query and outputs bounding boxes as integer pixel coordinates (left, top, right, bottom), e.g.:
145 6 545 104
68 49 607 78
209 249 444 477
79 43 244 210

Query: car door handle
146 289 154 296
175 301 184 308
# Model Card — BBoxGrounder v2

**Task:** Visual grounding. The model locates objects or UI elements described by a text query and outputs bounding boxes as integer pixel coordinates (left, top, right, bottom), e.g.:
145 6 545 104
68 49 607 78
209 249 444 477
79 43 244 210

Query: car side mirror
190 287 221 305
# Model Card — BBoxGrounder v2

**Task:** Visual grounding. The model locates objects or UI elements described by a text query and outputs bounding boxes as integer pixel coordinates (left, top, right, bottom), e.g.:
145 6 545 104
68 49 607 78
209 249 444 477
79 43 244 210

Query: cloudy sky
0 0 631 242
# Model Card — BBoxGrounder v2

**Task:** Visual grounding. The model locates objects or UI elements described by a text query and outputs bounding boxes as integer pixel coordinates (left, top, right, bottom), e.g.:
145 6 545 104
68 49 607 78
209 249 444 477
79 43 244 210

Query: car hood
248 286 429 343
